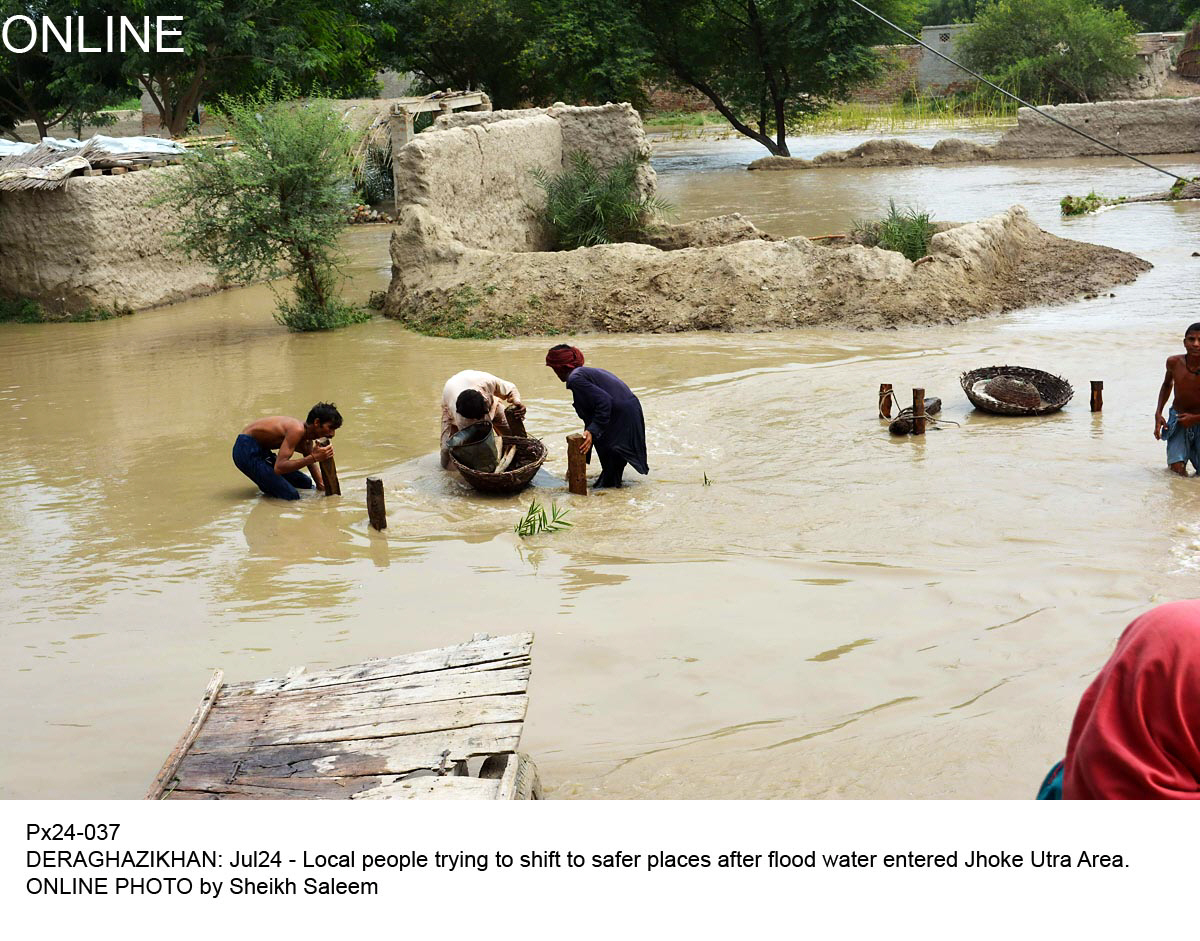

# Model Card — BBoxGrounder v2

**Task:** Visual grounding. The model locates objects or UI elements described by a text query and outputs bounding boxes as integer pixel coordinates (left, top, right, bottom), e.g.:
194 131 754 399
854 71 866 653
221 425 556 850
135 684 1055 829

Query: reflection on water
2 143 1200 798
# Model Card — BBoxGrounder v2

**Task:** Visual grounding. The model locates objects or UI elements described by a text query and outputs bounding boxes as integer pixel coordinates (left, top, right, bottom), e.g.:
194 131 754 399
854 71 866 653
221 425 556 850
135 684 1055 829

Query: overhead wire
844 0 1191 184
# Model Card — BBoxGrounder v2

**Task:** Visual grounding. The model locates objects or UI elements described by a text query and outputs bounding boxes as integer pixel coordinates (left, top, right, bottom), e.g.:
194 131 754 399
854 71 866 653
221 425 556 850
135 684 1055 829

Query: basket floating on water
960 365 1073 416
451 436 547 495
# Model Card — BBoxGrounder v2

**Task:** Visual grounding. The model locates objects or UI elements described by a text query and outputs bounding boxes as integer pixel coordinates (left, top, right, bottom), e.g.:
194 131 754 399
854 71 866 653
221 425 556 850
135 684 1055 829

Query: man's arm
1155 359 1175 439
296 439 325 489
275 428 330 476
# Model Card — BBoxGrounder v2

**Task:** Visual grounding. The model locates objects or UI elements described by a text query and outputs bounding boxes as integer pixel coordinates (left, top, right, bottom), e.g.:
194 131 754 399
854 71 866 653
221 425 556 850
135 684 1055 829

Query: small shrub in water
532 151 674 250
514 500 572 538
852 201 936 262
1060 191 1125 216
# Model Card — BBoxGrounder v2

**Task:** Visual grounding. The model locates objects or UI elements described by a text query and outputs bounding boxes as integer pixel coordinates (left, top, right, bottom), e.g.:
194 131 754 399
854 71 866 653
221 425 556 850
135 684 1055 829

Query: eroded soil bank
384 206 1149 335
748 97 1200 171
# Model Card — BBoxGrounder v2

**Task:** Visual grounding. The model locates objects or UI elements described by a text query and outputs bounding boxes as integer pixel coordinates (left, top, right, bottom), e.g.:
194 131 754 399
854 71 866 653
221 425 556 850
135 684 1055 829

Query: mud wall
401 102 658 253
994 96 1200 158
0 169 220 314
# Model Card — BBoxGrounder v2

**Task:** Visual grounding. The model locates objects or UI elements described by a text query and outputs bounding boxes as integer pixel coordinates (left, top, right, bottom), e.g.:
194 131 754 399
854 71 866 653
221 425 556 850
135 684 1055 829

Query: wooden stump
566 433 588 496
879 383 893 419
1090 381 1104 412
505 406 528 438
912 388 926 436
366 477 387 531
315 437 341 496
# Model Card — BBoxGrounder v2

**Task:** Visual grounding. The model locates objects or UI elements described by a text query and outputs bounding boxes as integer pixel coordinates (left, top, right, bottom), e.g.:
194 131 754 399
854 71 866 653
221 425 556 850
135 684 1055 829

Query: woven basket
451 437 547 494
960 365 1073 416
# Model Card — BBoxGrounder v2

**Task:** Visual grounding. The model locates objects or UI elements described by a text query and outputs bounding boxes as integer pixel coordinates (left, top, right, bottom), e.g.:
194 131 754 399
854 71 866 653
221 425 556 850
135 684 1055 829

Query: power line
845 0 1190 184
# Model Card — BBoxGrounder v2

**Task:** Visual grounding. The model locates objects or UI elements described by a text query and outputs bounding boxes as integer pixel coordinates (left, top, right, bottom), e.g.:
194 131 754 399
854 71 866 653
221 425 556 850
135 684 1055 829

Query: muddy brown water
3 129 1199 798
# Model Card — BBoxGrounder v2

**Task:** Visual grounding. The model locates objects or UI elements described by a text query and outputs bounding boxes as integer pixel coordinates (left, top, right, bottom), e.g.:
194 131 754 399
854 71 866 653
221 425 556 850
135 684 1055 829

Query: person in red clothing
1054 600 1200 799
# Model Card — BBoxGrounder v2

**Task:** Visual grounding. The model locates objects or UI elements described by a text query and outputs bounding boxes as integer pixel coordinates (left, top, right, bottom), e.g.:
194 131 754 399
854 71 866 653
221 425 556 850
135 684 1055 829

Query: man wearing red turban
546 344 648 488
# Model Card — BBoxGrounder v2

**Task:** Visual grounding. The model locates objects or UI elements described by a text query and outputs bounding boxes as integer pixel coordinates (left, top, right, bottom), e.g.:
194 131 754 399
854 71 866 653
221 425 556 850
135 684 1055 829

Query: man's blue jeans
232 434 314 500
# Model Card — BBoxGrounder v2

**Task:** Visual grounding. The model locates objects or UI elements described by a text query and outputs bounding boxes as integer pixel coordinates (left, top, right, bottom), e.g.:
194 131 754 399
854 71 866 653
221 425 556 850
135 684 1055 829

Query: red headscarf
1063 600 1200 799
545 346 584 370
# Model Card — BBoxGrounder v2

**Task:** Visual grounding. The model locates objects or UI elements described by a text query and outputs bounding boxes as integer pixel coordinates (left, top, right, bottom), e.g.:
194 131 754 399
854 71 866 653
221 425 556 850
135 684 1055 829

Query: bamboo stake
912 388 926 435
879 383 893 419
366 476 387 531
1090 381 1103 412
315 437 341 496
566 433 588 496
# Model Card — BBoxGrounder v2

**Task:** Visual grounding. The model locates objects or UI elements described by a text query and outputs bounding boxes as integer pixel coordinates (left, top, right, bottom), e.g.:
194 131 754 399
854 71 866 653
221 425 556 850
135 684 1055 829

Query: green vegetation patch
402 286 530 340
1060 191 1126 215
532 151 673 250
514 500 572 538
0 297 133 324
852 201 937 262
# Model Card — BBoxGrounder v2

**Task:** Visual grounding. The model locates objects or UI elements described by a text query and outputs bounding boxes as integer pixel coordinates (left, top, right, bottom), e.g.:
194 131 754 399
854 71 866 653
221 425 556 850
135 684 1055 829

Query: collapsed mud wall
749 96 1200 170
0 169 220 314
386 206 1149 335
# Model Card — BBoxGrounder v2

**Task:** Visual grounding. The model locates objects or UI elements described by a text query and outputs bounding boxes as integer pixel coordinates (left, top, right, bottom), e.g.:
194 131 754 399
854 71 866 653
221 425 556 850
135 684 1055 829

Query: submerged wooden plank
351 778 502 800
197 694 528 750
220 657 530 710
175 723 524 783
146 671 223 799
259 633 533 695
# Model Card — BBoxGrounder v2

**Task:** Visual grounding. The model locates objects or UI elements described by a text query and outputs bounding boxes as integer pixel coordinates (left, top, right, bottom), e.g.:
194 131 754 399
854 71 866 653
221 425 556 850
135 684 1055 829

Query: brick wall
851 45 922 103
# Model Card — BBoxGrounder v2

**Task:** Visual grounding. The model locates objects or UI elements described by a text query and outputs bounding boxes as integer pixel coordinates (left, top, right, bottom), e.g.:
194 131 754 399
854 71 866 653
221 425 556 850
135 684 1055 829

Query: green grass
852 201 936 262
514 500 572 538
0 297 134 324
644 94 1019 141
533 151 673 250
403 286 529 339
1060 191 1126 216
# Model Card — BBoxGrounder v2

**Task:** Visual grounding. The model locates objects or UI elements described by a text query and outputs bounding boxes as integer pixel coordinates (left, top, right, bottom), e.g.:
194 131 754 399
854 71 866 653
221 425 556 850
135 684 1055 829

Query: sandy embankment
382 104 1150 336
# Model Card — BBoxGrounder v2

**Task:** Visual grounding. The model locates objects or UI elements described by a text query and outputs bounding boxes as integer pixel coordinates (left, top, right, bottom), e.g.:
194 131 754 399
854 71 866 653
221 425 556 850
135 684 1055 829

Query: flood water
3 128 1199 798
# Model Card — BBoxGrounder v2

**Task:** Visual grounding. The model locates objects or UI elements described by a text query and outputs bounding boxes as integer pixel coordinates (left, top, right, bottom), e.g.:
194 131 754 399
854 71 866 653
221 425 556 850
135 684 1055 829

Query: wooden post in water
912 388 926 436
566 433 588 496
315 437 341 496
366 477 387 531
1090 381 1104 412
879 383 893 419
505 406 528 438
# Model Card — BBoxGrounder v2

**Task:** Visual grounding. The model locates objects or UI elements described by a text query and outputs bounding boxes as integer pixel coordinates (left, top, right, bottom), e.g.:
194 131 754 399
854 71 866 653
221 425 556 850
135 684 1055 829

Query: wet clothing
1061 601 1200 799
232 434 315 501
1164 407 1200 471
566 366 648 488
440 370 522 448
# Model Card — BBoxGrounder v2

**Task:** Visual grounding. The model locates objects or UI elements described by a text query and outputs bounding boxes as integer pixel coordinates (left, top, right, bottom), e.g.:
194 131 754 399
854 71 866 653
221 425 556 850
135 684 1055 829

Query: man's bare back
241 415 307 451
233 404 341 499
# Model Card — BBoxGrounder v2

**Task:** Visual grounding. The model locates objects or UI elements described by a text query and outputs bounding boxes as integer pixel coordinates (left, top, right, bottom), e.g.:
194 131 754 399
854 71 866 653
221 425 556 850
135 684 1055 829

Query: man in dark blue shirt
546 345 649 488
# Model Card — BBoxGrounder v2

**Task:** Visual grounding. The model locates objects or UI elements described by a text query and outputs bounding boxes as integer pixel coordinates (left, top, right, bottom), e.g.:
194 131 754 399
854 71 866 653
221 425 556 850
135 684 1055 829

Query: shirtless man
233 402 341 499
1154 323 1200 476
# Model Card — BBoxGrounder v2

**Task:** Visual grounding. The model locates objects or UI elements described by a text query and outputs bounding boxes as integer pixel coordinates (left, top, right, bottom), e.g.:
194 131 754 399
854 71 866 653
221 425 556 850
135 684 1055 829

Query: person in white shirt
440 370 525 468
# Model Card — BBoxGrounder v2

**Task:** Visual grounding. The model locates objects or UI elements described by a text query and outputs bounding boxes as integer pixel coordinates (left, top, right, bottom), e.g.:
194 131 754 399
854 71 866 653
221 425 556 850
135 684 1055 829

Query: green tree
89 0 380 137
0 1 134 138
378 0 538 107
1097 0 1194 31
633 0 918 156
917 0 982 25
958 0 1140 103
376 0 653 108
159 93 369 331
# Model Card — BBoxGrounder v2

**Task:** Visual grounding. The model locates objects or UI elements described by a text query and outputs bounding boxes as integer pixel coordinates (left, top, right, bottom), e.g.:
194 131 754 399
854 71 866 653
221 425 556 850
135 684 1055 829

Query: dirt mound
384 206 1150 335
635 213 774 250
748 97 1200 171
